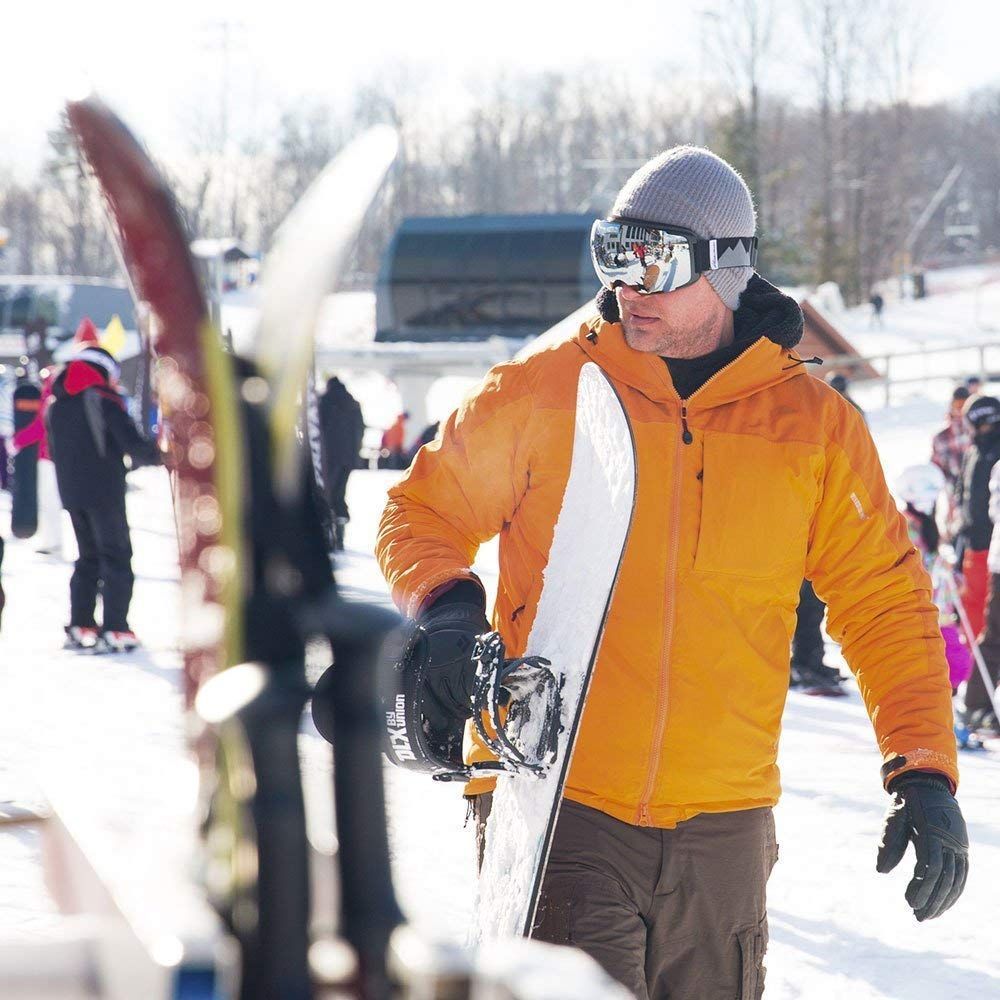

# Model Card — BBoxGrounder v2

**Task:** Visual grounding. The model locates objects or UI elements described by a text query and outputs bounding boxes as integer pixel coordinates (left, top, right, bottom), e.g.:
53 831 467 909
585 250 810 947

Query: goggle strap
692 236 758 273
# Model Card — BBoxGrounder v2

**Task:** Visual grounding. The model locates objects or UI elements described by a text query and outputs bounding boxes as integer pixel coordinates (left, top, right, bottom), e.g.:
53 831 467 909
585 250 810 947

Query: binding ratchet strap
470 632 561 777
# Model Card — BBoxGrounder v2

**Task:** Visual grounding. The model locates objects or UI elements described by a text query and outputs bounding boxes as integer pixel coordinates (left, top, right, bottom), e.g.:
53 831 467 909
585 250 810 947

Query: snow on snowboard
475 360 636 942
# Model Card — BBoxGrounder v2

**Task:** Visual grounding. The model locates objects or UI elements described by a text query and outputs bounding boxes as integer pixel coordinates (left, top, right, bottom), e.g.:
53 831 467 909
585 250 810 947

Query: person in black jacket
954 394 1000 642
46 347 160 651
318 376 365 551
789 373 869 696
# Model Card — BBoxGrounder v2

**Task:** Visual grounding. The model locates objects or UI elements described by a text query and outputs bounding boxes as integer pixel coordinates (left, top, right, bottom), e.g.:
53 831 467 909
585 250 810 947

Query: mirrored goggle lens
590 220 695 294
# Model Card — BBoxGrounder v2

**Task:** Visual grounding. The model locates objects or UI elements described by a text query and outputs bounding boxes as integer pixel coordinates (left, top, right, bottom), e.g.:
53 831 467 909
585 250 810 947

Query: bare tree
710 0 776 213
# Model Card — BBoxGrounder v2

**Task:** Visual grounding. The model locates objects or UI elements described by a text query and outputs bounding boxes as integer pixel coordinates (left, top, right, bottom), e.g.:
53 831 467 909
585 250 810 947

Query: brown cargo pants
472 795 778 1000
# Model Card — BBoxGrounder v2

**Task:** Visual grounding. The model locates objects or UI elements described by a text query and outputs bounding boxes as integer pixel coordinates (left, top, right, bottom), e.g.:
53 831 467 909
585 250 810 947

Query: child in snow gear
46 347 160 651
896 464 978 748
377 145 966 997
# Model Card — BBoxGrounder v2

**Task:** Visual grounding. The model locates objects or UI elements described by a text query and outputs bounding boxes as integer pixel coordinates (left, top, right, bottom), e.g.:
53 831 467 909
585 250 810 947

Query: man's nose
617 283 644 301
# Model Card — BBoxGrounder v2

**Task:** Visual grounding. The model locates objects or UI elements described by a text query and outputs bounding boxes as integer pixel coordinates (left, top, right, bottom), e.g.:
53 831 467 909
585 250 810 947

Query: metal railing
824 339 1000 407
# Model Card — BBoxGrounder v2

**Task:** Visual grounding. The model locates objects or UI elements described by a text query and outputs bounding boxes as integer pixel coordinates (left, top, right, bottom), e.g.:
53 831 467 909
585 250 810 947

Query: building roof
798 300 879 380
190 238 253 262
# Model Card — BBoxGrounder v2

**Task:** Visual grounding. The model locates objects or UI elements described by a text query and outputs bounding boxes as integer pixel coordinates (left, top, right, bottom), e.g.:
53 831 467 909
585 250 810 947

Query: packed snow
2 279 1000 997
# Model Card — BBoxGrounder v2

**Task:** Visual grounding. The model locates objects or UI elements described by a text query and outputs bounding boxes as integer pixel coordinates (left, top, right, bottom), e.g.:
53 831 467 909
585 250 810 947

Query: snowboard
11 379 41 538
475 361 636 942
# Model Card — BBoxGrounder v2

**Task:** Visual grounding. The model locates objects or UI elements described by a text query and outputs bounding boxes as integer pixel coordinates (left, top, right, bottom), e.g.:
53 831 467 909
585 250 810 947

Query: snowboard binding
375 620 563 782
469 631 562 778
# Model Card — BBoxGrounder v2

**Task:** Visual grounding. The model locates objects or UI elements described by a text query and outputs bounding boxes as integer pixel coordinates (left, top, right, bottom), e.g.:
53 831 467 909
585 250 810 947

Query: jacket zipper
636 347 756 826
638 414 685 825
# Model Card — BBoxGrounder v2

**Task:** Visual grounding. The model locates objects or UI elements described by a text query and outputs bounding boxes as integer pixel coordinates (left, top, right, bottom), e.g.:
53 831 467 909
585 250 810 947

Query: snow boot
64 625 100 650
967 707 999 738
790 661 847 696
98 630 140 654
955 723 986 751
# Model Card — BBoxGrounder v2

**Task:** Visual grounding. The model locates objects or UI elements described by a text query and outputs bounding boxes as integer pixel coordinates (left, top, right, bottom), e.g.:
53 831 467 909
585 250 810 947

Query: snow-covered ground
2 272 1000 996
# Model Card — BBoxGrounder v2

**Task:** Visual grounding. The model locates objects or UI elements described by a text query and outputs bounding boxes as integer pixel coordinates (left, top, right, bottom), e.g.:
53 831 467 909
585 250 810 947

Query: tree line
2 0 998 306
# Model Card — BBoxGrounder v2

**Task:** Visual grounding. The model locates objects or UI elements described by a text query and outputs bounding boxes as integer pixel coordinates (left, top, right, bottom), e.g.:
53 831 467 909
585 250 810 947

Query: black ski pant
791 578 826 668
67 501 134 632
325 465 352 521
972 571 1000 723
472 795 777 1000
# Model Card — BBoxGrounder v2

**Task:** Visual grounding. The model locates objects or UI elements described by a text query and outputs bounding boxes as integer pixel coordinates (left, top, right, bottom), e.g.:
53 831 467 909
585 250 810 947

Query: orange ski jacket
376 289 959 828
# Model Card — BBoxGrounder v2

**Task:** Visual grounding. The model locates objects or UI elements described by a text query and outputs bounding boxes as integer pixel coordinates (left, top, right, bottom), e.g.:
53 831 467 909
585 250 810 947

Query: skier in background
12 369 60 555
826 370 866 421
932 385 972 488
954 394 1000 640
375 147 967 997
789 577 846 695
869 290 884 329
318 375 365 552
969 456 1000 736
13 319 119 557
932 385 972 539
405 420 441 466
789 369 868 697
380 411 408 469
46 346 160 652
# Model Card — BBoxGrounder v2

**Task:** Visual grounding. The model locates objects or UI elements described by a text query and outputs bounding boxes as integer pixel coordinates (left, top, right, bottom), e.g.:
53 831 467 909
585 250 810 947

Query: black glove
876 772 969 921
415 582 489 733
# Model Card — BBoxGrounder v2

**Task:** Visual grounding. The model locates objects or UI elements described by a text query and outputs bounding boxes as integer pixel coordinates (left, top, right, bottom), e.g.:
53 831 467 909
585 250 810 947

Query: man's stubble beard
622 309 726 358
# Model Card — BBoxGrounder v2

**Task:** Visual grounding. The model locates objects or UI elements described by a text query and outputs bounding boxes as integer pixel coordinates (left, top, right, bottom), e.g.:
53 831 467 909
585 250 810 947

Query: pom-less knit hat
610 145 757 310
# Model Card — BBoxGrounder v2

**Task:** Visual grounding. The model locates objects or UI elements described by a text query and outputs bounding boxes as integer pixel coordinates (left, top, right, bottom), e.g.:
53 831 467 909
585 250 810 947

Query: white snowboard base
474 362 636 942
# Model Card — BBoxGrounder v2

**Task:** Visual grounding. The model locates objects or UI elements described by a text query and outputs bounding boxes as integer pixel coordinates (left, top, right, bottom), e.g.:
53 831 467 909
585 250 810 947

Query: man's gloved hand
876 772 969 921
415 581 489 733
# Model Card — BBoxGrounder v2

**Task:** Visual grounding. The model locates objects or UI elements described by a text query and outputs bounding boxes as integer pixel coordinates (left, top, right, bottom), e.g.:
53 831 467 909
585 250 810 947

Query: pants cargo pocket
531 873 577 945
737 915 769 999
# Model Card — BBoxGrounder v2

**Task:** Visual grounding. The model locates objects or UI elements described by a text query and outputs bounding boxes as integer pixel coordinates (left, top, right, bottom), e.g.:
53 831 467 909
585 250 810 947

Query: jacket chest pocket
694 433 819 579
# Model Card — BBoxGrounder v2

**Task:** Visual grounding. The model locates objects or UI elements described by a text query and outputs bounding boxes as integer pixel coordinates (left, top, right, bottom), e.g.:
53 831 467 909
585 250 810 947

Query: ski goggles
590 218 758 295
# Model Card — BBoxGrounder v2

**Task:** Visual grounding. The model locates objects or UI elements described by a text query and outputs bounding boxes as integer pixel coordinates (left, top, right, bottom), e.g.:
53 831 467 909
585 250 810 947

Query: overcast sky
3 0 998 178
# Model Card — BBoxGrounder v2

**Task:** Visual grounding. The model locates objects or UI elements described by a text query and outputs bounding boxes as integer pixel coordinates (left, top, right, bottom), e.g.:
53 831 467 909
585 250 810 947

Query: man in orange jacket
376 147 967 998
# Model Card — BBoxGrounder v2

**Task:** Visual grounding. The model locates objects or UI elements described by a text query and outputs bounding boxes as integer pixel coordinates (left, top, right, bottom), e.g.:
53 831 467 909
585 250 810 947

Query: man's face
616 276 731 358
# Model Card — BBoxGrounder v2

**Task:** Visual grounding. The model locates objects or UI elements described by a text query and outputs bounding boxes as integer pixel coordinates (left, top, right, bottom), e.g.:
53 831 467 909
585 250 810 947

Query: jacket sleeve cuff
404 569 486 619
881 749 958 794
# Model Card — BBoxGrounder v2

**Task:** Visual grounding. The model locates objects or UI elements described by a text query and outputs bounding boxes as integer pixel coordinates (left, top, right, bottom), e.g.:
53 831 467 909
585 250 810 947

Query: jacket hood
579 275 810 407
53 359 110 400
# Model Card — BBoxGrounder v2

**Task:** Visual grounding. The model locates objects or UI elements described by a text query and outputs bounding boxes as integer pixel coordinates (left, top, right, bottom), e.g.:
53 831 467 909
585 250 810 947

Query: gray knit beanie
611 145 757 310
